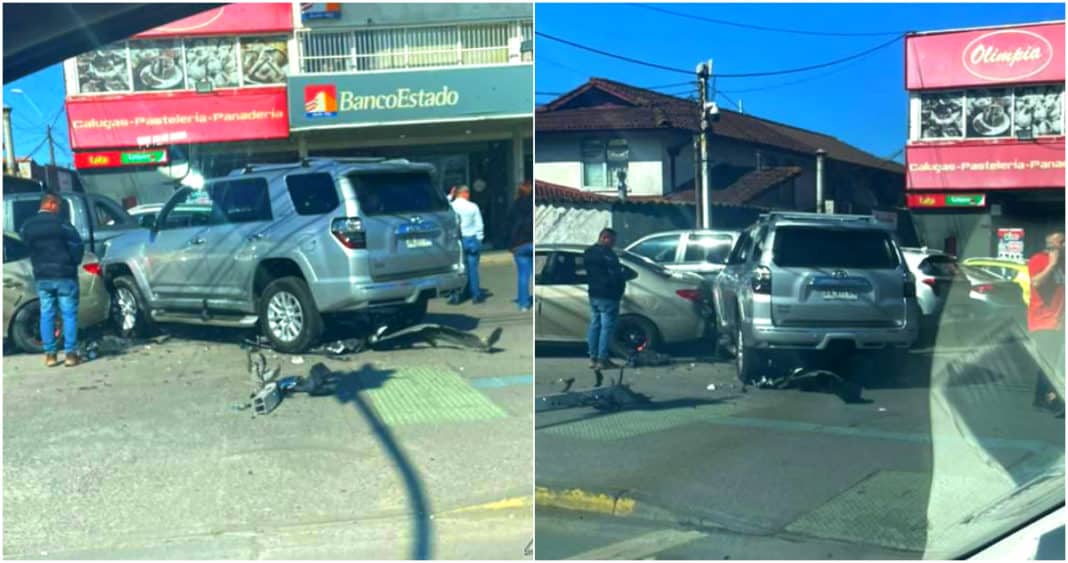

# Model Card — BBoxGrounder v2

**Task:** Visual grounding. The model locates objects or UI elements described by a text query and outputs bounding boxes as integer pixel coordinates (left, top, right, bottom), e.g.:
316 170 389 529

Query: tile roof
535 180 754 208
712 166 803 205
538 78 904 175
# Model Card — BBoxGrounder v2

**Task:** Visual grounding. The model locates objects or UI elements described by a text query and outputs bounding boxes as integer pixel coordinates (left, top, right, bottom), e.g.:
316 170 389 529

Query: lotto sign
997 228 1025 261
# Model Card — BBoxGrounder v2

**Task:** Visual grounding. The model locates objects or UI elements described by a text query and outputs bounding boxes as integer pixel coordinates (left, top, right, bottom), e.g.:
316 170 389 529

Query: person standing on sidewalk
18 192 84 367
449 185 486 305
584 228 626 370
509 181 534 311
1028 231 1065 413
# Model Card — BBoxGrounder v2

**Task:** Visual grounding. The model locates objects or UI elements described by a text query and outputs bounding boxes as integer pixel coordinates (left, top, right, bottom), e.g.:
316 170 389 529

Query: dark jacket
18 211 85 280
584 243 626 301
508 196 533 251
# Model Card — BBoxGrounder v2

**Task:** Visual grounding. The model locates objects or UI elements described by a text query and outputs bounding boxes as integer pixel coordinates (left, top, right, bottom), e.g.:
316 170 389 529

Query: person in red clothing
1028 231 1064 412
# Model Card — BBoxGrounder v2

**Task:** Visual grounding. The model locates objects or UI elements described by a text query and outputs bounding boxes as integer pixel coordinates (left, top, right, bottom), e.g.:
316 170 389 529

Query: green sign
288 64 533 130
121 150 167 165
945 194 986 207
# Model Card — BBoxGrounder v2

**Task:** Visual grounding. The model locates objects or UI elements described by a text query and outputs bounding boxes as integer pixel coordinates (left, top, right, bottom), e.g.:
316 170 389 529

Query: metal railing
298 20 532 74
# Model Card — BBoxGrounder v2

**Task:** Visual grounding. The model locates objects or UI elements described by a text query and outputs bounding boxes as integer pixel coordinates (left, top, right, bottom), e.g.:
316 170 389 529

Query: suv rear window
286 173 339 216
10 198 72 233
347 172 448 216
772 226 899 269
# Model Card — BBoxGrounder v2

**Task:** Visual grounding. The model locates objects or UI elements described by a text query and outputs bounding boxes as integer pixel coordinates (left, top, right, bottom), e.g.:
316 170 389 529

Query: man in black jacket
584 228 626 369
18 192 84 367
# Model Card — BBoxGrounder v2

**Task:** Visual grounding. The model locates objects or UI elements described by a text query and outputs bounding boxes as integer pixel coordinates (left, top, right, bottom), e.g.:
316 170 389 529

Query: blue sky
4 63 71 167
536 3 1065 161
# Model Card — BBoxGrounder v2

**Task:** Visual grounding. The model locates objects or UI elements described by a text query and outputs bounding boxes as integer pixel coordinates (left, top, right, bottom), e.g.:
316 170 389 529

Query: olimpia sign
289 64 532 129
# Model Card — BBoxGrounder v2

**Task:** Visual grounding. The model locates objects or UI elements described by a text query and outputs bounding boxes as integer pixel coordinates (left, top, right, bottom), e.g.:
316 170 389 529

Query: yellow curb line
443 495 534 515
535 487 636 517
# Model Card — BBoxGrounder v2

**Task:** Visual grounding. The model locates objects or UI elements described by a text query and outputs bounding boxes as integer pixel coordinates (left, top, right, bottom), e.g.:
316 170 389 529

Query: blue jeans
462 237 483 300
36 279 79 354
514 243 533 309
587 297 619 361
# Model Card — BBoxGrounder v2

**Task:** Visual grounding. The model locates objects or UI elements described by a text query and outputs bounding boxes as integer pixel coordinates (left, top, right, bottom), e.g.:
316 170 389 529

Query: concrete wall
534 203 611 245
302 3 532 29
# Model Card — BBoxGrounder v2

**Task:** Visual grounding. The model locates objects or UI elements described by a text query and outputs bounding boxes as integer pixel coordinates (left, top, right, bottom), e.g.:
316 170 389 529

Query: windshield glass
773 226 900 269
347 171 449 216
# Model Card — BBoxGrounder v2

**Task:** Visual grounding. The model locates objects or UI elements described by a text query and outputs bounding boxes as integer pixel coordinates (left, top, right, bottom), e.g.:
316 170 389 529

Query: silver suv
102 158 466 353
713 212 919 383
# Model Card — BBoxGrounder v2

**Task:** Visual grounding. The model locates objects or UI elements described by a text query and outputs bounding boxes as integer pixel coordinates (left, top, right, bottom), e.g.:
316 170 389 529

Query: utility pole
816 148 826 213
2 106 15 175
696 60 713 229
46 124 57 188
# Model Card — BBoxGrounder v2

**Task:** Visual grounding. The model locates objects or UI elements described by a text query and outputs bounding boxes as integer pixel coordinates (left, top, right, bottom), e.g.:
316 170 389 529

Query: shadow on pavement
304 363 434 560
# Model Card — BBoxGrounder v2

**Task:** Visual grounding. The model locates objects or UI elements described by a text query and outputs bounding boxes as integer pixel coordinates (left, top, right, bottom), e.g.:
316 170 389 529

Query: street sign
907 193 986 209
74 149 169 169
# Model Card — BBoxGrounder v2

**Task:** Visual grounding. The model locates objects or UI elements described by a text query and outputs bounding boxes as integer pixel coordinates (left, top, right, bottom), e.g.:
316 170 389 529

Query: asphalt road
534 322 1064 559
3 259 534 560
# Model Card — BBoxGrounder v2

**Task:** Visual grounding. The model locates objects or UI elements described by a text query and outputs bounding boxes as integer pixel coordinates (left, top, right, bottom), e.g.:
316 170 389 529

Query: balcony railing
298 20 532 74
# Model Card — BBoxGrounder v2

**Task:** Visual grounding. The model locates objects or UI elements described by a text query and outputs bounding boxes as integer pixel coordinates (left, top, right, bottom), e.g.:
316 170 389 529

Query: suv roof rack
762 211 881 225
232 157 413 176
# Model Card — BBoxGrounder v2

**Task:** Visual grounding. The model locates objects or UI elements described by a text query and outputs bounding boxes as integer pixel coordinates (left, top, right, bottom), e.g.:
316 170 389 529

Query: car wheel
112 276 157 338
10 301 62 354
259 277 323 354
736 323 762 385
611 315 661 357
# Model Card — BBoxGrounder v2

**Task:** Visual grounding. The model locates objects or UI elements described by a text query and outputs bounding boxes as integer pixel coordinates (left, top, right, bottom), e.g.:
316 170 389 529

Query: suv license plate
821 290 858 301
405 238 432 249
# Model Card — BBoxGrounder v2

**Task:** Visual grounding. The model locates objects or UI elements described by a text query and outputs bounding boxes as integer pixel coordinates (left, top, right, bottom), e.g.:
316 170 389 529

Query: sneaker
473 295 487 304
599 359 621 369
64 354 81 367
44 353 60 368
588 359 598 369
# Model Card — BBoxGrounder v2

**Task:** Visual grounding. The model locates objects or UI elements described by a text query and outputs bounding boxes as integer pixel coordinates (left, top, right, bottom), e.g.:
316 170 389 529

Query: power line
537 31 692 75
719 46 877 94
538 30 904 80
717 91 741 111
536 91 564 97
630 4 909 37
716 34 903 78
22 135 49 160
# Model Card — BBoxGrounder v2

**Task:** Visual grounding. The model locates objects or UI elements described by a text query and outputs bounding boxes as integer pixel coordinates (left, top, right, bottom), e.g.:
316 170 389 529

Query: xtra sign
906 22 1064 89
287 64 533 130
906 141 1066 190
66 87 290 150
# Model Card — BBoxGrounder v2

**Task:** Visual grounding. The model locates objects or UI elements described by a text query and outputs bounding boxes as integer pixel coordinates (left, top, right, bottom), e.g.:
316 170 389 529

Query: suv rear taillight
331 217 367 249
83 263 102 277
751 266 772 294
676 289 701 302
973 283 994 294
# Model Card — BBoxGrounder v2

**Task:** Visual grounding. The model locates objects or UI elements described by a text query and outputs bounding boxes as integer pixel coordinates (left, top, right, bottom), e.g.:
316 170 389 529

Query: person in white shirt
449 185 486 304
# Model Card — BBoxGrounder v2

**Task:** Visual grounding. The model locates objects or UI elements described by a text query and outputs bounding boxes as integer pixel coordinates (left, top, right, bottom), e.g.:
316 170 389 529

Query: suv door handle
247 232 267 242
188 237 206 246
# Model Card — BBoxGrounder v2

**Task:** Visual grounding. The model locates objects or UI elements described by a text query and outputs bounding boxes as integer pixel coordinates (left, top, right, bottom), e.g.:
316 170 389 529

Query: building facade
62 2 533 248
535 78 905 217
905 21 1065 259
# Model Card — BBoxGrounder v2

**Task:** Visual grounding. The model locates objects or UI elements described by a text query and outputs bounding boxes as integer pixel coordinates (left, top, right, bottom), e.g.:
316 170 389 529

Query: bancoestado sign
288 64 533 130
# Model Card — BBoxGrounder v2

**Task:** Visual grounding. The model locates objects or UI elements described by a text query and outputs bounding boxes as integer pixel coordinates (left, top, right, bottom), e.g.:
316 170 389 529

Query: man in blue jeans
449 185 486 304
509 181 534 311
584 228 627 370
18 192 85 367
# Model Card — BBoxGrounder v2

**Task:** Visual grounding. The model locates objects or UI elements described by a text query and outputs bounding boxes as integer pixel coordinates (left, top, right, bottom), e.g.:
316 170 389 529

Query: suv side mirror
139 215 156 230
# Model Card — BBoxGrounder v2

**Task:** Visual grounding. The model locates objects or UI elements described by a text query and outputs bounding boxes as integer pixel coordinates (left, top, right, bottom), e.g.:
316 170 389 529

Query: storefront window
1015 85 1064 137
129 39 185 92
919 85 1064 141
920 92 964 139
75 42 130 93
240 37 289 85
965 88 1012 138
185 37 239 89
